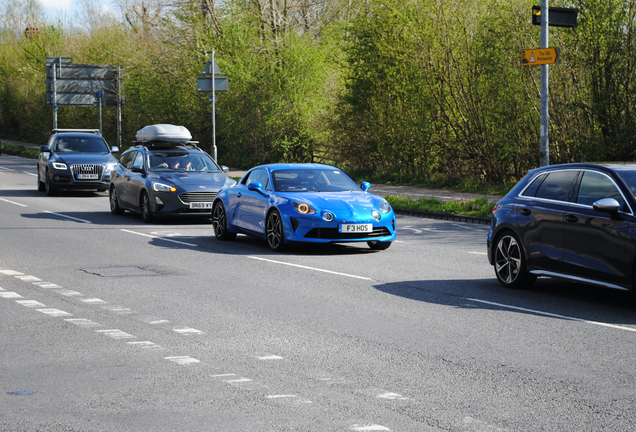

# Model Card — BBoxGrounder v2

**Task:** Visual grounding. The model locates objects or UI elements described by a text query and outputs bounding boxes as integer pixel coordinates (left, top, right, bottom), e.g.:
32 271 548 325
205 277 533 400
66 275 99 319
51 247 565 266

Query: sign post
197 52 229 162
539 0 549 167
95 90 104 134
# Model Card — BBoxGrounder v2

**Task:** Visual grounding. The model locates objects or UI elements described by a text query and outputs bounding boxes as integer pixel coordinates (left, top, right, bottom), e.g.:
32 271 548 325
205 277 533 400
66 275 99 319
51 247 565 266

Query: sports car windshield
54 136 109 153
272 169 360 192
148 151 221 173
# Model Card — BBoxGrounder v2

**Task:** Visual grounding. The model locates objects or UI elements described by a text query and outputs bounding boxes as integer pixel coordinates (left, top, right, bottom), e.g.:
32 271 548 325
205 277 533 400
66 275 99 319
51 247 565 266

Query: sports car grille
71 164 104 181
304 226 391 239
178 191 217 204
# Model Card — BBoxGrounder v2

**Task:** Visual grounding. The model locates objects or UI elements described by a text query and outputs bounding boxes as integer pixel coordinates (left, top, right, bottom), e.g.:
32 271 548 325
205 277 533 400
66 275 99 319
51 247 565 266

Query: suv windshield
54 136 109 153
272 169 360 192
148 151 221 173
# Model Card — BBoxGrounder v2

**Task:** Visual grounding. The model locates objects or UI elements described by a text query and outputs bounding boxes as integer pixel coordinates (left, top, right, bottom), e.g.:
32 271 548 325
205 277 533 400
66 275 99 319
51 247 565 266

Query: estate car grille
304 226 391 240
71 164 104 181
178 191 217 204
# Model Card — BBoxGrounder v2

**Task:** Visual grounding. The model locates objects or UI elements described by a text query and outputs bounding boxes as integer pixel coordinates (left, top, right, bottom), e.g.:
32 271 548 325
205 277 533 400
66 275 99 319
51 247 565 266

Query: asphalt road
1 154 635 432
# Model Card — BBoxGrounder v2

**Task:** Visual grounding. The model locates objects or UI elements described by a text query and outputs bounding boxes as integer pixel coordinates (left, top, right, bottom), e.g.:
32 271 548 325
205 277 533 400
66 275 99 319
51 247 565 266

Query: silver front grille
71 164 104 181
178 191 217 204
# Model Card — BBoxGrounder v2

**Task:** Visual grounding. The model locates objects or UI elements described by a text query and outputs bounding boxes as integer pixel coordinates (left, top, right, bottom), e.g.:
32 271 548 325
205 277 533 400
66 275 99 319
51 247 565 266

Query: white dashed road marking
0 292 23 298
57 289 83 296
33 282 62 289
377 392 409 400
259 355 284 360
37 308 72 317
121 229 197 247
0 197 27 207
350 425 390 431
96 329 136 339
173 328 204 335
16 300 46 308
102 305 132 314
128 341 161 349
81 298 107 304
165 356 200 365
65 319 101 328
248 256 373 281
15 275 41 282
0 270 24 276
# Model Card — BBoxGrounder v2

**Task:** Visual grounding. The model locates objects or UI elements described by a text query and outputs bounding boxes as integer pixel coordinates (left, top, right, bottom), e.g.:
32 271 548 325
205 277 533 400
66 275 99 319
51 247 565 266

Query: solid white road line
0 197 27 207
248 256 373 281
121 229 197 246
43 211 92 224
467 298 636 333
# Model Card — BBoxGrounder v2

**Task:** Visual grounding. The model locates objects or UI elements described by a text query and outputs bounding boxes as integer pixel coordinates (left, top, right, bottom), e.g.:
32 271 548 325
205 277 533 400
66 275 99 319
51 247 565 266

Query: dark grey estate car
488 163 636 292
37 129 119 196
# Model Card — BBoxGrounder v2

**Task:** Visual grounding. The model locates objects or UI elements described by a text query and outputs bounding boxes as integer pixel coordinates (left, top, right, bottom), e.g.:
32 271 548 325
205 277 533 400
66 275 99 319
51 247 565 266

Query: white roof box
135 124 192 143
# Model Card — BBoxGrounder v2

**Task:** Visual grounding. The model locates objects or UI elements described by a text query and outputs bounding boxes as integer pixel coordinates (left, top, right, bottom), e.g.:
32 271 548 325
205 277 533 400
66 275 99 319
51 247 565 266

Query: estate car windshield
147 151 221 173
272 169 360 192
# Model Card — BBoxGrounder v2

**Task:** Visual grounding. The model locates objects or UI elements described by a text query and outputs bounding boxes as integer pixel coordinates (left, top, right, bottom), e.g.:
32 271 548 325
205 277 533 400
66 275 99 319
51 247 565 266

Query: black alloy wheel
109 186 124 215
140 191 153 223
493 232 536 289
212 202 236 241
367 240 392 250
266 210 285 251
44 171 57 196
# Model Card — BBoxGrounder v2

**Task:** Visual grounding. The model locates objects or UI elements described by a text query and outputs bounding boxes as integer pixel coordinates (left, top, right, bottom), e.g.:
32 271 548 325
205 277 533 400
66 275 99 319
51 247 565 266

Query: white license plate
189 202 213 209
77 174 99 180
339 223 372 233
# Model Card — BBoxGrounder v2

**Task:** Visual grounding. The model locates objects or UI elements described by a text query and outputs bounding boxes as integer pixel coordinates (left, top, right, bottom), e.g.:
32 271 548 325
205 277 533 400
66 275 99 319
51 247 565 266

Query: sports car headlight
379 198 391 213
372 210 381 222
293 201 317 215
52 162 67 170
152 182 177 193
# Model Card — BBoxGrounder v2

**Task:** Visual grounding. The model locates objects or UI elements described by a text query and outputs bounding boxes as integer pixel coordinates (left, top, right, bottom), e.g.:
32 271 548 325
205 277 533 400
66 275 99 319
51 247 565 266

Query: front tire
212 201 236 241
110 186 124 215
37 170 45 191
493 232 536 289
44 172 57 196
140 191 153 223
368 240 392 251
266 210 286 251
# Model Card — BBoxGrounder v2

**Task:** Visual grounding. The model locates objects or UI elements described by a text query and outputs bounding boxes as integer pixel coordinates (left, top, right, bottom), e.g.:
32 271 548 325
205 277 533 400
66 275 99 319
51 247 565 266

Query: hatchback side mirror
593 198 621 214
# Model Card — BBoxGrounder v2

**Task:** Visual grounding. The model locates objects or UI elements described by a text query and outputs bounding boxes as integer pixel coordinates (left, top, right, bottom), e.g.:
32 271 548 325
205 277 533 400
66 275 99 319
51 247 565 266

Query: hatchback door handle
520 209 531 216
565 214 579 223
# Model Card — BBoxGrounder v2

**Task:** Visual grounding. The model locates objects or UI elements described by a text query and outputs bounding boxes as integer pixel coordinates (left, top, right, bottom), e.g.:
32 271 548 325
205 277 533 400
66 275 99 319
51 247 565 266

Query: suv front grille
178 191 217 204
71 164 104 181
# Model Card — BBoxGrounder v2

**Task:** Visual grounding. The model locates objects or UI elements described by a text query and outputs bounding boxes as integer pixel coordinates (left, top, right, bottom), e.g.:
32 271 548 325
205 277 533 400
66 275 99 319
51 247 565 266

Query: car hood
279 191 384 216
54 152 115 164
148 172 233 189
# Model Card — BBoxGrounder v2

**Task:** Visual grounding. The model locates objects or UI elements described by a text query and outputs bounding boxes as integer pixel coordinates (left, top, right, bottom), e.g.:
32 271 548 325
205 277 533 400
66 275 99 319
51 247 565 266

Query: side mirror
111 146 119 153
247 181 266 195
130 167 144 174
593 198 621 214
221 165 230 173
360 181 371 192
39 145 51 153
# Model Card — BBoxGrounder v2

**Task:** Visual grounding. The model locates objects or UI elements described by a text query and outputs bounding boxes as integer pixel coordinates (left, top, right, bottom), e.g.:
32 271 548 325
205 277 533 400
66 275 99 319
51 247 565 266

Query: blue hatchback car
211 163 396 251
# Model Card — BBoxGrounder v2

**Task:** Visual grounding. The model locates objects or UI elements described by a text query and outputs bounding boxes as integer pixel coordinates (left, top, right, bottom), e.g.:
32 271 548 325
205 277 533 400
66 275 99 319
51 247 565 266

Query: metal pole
540 0 549 167
211 51 217 161
52 62 57 130
117 67 122 148
99 96 103 135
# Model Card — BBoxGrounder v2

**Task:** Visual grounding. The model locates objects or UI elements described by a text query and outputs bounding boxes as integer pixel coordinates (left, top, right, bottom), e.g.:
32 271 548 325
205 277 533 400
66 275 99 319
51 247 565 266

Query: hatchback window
533 171 578 202
521 173 546 197
576 171 625 210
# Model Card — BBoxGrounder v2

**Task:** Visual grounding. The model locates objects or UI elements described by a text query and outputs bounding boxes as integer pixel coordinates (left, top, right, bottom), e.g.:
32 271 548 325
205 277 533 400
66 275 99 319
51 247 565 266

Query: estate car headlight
292 201 317 215
379 198 391 213
152 182 177 193
52 162 67 170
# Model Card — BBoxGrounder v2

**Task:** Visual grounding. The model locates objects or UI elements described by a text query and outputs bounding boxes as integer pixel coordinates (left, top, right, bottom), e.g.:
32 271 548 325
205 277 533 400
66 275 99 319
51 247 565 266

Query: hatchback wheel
110 186 124 215
140 191 153 223
212 202 236 241
494 232 535 289
266 210 285 251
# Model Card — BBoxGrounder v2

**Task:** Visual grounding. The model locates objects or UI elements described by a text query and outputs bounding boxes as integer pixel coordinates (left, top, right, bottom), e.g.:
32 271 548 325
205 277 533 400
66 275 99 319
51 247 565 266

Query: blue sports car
211 163 396 251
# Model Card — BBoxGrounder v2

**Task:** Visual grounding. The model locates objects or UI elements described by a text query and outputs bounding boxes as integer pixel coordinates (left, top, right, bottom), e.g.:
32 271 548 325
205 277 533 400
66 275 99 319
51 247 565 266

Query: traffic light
532 6 578 28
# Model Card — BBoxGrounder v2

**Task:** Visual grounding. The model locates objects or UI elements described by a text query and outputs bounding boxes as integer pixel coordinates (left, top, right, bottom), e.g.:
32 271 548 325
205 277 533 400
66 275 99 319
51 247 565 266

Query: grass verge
385 195 495 218
1 144 40 158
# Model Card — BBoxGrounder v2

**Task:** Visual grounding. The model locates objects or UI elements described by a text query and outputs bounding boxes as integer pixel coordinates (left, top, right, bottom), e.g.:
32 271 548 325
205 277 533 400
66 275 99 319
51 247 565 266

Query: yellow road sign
521 47 560 66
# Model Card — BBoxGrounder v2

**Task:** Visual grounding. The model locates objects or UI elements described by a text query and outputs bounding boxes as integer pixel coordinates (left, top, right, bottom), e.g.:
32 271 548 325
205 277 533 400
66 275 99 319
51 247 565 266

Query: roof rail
52 129 101 134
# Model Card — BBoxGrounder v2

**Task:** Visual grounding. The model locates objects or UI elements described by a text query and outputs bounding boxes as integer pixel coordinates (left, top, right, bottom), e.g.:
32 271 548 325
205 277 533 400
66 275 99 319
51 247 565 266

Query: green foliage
385 196 495 218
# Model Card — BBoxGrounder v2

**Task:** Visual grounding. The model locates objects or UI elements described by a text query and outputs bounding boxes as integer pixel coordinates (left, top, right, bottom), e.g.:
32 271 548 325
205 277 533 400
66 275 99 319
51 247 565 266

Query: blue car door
233 168 269 234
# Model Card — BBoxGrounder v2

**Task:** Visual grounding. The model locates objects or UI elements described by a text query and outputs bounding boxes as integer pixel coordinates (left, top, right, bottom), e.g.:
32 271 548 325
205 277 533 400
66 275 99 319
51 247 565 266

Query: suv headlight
52 162 67 170
152 182 177 193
